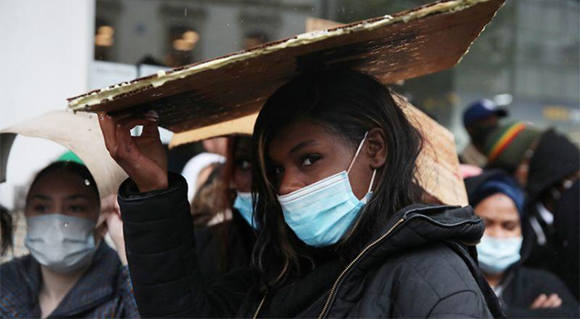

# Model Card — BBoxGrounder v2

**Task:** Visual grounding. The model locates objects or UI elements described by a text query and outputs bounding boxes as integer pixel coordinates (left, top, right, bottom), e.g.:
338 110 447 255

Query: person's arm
504 270 580 318
99 113 251 318
119 173 250 318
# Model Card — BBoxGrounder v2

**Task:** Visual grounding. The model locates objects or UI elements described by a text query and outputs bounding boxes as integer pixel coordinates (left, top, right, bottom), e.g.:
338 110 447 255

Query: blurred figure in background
461 99 508 167
182 152 226 226
483 123 580 299
0 205 13 257
194 135 257 285
0 161 138 318
466 170 578 318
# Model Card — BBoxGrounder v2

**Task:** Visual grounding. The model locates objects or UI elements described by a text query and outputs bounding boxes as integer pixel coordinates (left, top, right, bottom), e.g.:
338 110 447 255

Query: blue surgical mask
277 132 376 247
233 192 258 229
476 235 522 275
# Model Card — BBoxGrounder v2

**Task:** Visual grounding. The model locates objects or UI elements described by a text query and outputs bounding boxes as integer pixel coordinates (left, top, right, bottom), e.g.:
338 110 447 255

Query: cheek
234 170 252 193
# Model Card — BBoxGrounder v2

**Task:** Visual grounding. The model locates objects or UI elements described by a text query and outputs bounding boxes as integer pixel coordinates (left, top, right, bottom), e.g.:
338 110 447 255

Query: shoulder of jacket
374 243 480 299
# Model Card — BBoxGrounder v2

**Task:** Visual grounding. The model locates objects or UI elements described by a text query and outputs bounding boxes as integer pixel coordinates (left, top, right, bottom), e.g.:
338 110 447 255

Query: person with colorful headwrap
466 170 579 318
483 123 580 299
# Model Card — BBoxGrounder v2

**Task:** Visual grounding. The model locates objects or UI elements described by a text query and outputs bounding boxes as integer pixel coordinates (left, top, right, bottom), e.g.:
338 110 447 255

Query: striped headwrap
483 122 542 172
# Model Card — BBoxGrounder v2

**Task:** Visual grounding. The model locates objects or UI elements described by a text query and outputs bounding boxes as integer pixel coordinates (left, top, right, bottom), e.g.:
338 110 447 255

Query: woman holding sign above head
99 70 503 318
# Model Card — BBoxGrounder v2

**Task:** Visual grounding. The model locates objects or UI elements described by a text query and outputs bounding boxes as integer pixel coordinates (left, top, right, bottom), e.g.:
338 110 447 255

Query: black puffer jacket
119 173 503 318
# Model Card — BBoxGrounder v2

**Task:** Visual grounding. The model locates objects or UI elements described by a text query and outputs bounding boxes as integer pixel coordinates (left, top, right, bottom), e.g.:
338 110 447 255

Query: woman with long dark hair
99 70 502 318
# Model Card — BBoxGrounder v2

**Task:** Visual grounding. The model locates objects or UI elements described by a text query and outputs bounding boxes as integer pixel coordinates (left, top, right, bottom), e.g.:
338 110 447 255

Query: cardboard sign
68 0 505 133
1 111 128 199
67 0 505 205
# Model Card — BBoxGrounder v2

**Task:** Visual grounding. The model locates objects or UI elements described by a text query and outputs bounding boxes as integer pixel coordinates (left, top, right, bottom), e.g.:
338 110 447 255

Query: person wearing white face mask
0 161 139 318
466 170 579 318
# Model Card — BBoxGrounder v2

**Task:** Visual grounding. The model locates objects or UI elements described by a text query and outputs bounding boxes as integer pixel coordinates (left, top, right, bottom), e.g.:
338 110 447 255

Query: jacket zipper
253 292 267 319
253 205 476 318
317 205 481 318
318 217 405 319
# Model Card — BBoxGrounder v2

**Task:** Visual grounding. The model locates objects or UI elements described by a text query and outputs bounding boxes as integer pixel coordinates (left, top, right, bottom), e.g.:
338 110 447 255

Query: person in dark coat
483 124 580 299
466 170 579 318
194 135 257 285
0 161 139 318
99 70 503 318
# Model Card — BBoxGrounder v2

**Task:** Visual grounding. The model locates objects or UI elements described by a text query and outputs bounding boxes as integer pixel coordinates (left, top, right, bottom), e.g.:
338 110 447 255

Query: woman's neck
483 272 504 288
39 266 86 318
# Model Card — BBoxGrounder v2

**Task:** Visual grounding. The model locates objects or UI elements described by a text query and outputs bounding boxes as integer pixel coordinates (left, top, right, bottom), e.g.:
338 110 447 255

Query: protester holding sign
99 70 502 318
0 161 139 318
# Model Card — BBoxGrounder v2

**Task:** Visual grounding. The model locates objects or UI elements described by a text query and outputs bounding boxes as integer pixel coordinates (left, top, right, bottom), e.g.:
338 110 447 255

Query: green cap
57 151 85 165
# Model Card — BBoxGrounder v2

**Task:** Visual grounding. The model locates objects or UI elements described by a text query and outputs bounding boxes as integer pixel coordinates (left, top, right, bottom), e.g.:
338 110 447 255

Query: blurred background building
1 0 579 209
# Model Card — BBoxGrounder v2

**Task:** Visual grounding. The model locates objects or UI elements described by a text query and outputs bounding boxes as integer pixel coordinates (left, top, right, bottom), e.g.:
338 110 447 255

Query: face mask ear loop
367 169 377 193
347 131 369 174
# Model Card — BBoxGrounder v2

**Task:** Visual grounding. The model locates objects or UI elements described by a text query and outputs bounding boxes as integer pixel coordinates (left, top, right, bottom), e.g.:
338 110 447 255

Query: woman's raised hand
98 111 168 192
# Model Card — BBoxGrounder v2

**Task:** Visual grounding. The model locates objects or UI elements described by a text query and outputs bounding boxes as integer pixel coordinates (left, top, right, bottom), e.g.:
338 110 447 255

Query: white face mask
277 132 376 247
25 214 97 274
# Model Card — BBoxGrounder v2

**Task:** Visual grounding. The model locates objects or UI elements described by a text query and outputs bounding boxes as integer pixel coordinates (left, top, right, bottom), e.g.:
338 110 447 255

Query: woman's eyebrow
64 195 91 201
29 195 51 201
289 140 317 155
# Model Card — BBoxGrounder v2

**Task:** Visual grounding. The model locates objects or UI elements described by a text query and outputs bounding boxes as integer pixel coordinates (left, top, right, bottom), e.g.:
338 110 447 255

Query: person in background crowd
195 135 257 285
182 152 225 205
190 162 226 226
99 70 503 318
466 170 579 318
0 205 13 257
463 99 508 153
460 99 508 167
483 122 580 299
0 161 139 318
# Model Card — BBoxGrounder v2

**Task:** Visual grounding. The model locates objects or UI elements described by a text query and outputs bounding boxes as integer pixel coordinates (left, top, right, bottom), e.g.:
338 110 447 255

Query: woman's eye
301 155 320 167
503 222 517 231
236 160 251 171
273 166 284 176
68 205 89 213
33 205 49 213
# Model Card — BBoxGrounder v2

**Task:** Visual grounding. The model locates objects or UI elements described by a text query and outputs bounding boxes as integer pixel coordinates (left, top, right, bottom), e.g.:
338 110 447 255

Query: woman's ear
366 128 387 169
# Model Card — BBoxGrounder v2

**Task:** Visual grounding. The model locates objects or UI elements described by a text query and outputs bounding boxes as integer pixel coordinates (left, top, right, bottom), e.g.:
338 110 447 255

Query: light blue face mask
233 192 259 230
476 235 522 275
277 132 376 247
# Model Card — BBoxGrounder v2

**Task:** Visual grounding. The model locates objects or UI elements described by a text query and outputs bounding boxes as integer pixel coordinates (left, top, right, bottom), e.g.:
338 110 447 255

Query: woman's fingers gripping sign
98 111 168 193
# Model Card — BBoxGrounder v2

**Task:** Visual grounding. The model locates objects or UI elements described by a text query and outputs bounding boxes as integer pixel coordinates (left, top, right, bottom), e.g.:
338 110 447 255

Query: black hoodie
523 130 580 299
119 173 502 318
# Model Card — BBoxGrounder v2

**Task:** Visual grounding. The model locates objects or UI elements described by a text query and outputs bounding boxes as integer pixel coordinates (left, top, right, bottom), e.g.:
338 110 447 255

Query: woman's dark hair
0 205 13 256
26 161 100 207
250 69 424 288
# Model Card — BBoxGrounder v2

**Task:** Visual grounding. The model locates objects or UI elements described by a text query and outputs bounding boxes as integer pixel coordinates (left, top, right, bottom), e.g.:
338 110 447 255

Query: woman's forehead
475 193 519 220
268 122 345 159
29 170 97 200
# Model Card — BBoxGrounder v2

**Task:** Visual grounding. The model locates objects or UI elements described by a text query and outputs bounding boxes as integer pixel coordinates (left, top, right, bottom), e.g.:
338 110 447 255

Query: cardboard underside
67 0 504 206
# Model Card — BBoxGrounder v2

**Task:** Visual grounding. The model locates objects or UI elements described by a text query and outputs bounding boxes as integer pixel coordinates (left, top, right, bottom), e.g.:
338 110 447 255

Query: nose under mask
277 131 376 247
25 214 98 274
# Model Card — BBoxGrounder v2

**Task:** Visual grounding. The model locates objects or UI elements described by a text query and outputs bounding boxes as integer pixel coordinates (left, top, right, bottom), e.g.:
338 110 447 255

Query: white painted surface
0 0 95 209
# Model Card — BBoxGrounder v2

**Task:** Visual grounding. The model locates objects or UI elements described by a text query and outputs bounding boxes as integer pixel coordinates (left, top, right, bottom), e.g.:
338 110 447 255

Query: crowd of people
0 70 578 319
